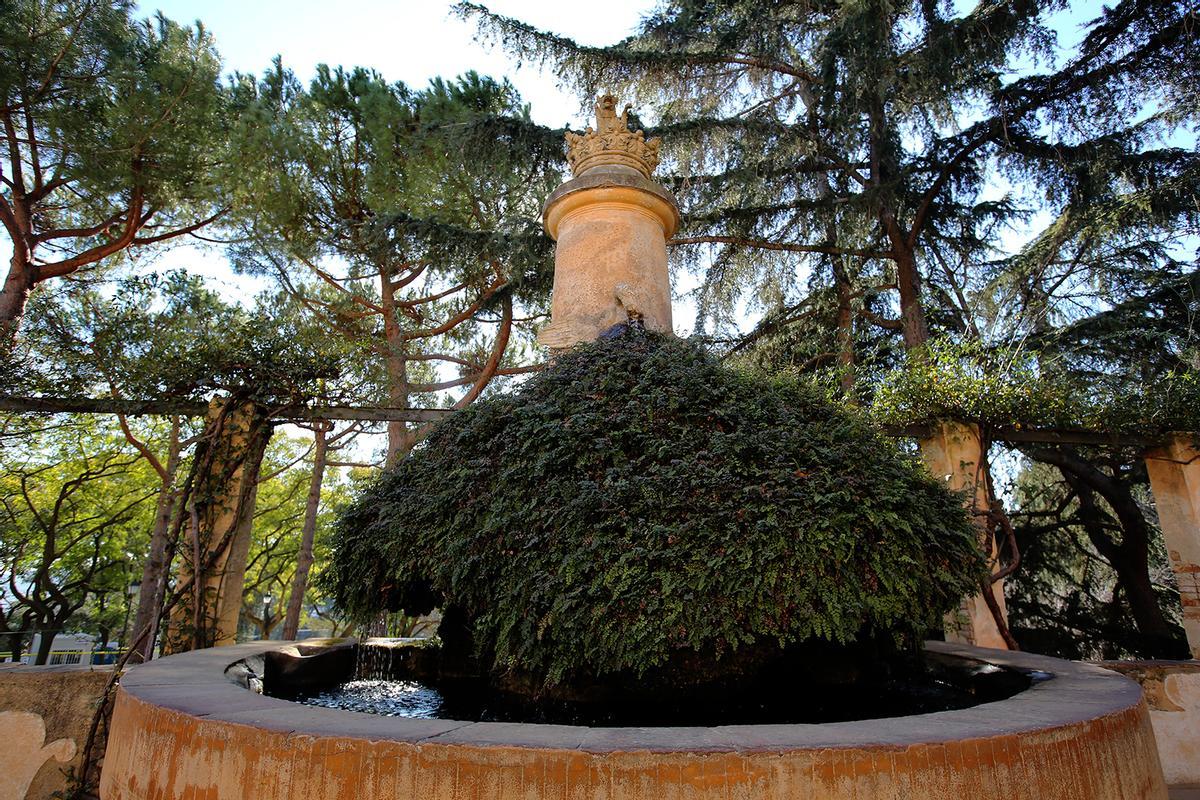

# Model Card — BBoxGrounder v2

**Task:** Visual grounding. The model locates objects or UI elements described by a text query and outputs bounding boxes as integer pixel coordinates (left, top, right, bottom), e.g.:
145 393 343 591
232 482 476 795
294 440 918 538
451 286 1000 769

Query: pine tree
1 1 234 346
229 63 563 462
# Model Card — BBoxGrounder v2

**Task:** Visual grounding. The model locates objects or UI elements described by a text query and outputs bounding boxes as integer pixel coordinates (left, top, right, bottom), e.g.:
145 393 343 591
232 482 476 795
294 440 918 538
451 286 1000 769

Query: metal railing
0 649 129 665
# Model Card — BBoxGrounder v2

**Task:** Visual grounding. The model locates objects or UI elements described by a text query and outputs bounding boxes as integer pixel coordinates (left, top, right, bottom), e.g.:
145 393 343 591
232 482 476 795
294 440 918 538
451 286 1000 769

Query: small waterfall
353 614 392 680
353 612 430 680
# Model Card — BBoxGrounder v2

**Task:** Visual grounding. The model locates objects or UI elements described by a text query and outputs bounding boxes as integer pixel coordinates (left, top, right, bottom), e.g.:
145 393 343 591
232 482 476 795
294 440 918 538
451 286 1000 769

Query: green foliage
871 338 1200 435
227 62 561 321
1004 460 1187 660
0 414 158 661
11 271 362 406
1 1 228 219
240 432 355 638
225 63 562 437
328 330 984 684
461 0 1198 378
872 339 1070 428
1 1 236 339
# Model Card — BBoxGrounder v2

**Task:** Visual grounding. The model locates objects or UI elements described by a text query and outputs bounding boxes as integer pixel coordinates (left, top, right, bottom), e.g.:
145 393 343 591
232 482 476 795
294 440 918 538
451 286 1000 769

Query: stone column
918 421 1011 650
1144 433 1200 659
538 95 680 350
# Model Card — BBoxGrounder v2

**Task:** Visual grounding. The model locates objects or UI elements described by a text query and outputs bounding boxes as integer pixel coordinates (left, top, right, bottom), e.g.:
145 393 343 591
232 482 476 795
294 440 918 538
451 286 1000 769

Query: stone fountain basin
99 640 1167 799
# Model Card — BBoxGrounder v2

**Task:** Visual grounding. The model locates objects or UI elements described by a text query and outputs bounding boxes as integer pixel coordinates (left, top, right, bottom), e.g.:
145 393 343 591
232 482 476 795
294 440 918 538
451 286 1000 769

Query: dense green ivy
328 330 984 685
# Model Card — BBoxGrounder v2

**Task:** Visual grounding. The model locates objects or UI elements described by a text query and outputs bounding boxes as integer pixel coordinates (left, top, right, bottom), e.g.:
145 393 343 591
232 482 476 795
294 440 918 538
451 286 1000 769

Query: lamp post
118 580 141 657
262 594 272 640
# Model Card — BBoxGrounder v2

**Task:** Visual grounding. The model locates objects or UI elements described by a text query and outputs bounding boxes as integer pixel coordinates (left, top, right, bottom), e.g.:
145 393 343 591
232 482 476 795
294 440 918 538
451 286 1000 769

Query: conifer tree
0 1 234 346
458 0 1198 368
230 64 562 462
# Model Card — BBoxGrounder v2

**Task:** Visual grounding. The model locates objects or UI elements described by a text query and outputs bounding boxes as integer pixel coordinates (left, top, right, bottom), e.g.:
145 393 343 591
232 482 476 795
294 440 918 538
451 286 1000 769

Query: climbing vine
871 339 1200 435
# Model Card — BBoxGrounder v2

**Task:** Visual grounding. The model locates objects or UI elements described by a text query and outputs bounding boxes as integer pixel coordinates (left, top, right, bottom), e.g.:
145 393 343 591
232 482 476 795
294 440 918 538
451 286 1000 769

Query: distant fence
0 649 128 666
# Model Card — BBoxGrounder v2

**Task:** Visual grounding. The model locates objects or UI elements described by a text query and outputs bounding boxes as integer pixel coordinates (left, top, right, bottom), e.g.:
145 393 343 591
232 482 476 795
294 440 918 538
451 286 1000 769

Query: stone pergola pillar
1144 433 1200 659
919 421 1011 650
538 95 680 350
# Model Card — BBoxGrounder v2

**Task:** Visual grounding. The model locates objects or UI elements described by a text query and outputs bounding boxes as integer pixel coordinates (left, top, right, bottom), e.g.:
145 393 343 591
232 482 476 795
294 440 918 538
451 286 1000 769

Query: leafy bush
328 330 984 685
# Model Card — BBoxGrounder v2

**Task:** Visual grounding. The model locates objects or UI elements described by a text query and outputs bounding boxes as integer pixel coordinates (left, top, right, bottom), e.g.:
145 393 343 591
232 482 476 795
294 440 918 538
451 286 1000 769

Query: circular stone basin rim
111 639 1147 753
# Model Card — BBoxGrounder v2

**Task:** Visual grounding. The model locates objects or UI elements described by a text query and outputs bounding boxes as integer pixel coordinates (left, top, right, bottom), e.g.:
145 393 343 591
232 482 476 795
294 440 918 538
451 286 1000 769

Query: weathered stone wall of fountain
0 662 112 800
99 641 1168 800
1103 660 1200 787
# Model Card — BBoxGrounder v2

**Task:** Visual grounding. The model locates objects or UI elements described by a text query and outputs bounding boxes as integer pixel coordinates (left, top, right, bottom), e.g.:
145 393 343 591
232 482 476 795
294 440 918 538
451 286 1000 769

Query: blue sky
129 1 660 305
134 1 654 126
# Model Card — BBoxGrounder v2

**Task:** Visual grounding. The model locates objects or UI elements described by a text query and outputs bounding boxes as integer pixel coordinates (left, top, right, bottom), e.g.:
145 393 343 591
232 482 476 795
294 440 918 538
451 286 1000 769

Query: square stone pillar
1145 433 1200 659
918 421 1011 650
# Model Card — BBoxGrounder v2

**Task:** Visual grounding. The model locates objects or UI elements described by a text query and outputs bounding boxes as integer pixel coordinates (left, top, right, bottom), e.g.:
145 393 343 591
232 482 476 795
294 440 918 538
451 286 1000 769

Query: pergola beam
0 395 1169 447
0 395 452 423
880 424 1165 449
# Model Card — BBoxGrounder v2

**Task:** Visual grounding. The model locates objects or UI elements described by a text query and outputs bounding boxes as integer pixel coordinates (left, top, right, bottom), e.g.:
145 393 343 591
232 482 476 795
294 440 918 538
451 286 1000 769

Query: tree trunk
380 269 411 466
891 243 930 351
129 417 184 663
34 628 57 665
164 397 272 653
96 624 112 662
1080 490 1181 652
1098 491 1180 651
1049 451 1187 657
0 253 33 350
4 631 26 662
283 423 329 640
1114 546 1184 654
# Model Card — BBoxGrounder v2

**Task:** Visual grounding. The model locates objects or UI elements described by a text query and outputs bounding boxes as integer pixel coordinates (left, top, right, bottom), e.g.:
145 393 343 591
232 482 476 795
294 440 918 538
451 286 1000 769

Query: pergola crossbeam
0 395 451 423
0 395 1167 447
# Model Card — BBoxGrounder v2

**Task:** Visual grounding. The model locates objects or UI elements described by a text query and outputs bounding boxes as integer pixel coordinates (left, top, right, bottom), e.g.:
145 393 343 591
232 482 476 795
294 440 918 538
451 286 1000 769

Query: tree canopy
459 0 1198 368
228 64 562 460
1 0 235 344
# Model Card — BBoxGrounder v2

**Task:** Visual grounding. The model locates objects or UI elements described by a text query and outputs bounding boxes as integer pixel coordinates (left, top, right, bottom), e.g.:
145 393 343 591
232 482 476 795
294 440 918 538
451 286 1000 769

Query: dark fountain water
269 639 1041 727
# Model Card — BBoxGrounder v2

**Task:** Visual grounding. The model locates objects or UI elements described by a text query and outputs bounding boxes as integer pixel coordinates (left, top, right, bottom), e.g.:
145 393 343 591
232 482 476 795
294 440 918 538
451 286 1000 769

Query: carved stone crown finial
564 94 662 178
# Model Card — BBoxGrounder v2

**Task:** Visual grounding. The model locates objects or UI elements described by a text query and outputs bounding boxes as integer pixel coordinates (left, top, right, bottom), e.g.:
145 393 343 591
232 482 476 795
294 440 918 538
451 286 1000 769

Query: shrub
328 329 984 685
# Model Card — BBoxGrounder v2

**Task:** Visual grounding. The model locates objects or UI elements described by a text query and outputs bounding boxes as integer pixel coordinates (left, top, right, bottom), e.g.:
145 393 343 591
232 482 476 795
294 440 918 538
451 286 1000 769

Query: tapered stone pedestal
538 96 679 350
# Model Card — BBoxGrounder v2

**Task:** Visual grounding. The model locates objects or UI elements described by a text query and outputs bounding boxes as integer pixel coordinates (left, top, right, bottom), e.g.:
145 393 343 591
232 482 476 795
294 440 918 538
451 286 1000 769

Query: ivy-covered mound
328 329 984 689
